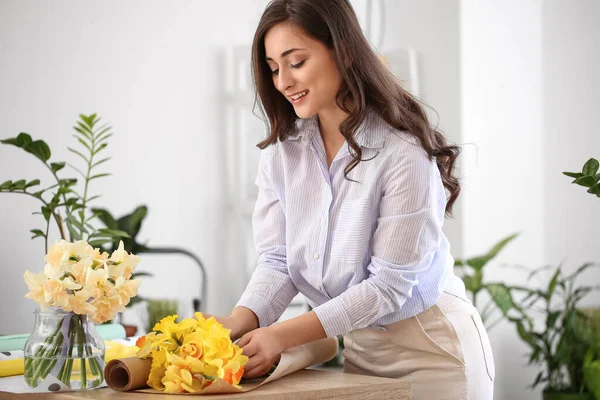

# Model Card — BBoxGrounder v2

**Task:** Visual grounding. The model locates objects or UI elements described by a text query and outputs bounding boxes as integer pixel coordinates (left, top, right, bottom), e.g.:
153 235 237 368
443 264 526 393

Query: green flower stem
60 318 77 386
76 316 86 389
30 330 64 384
25 316 64 372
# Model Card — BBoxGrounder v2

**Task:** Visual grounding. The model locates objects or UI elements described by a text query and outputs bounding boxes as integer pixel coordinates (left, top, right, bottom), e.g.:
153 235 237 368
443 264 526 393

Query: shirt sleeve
236 148 299 327
313 144 446 337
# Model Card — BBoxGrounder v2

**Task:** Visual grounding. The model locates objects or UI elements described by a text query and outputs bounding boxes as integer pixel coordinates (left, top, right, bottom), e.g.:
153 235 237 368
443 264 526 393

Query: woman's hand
201 307 259 341
237 326 285 379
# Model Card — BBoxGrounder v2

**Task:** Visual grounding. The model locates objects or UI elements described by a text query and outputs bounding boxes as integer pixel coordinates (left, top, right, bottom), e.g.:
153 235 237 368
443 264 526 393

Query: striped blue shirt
236 110 466 338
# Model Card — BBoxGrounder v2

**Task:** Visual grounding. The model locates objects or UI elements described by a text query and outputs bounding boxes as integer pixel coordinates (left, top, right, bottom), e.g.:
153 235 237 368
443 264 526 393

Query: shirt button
313 252 320 259
317 284 323 291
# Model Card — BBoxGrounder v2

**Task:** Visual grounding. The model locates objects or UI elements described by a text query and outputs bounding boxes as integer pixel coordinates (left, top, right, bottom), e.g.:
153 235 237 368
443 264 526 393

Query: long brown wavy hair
251 0 461 215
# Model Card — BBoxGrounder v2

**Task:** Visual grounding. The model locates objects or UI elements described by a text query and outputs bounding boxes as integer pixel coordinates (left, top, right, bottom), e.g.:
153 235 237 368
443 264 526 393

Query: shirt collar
287 109 387 149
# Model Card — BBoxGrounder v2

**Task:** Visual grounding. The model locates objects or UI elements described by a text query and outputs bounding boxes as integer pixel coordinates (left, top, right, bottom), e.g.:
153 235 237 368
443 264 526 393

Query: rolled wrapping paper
104 337 339 394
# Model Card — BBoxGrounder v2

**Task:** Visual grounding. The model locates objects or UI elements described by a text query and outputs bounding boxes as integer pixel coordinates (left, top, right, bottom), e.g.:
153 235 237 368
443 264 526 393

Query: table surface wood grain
1 369 410 400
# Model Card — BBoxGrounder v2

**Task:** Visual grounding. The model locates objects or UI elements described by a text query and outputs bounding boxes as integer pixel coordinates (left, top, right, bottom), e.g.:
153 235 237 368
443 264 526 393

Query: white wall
460 1 544 399
461 1 600 399
0 0 270 334
542 1 600 273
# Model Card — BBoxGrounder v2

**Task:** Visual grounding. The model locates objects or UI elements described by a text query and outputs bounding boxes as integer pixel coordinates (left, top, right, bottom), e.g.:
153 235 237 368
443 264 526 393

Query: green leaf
1 132 32 147
41 206 51 222
66 215 86 232
91 208 118 230
547 267 561 300
131 272 153 278
582 158 599 176
0 180 12 190
12 179 26 189
93 228 130 239
76 137 92 153
563 171 584 178
67 147 88 164
515 319 537 349
462 273 482 292
26 140 51 162
24 179 40 189
30 229 45 239
1 133 52 162
485 283 514 316
88 238 113 248
87 194 102 203
89 173 110 181
73 125 92 140
574 175 596 188
50 162 66 173
95 143 108 153
466 232 519 271
587 183 600 195
91 157 111 168
118 205 148 239
546 310 561 329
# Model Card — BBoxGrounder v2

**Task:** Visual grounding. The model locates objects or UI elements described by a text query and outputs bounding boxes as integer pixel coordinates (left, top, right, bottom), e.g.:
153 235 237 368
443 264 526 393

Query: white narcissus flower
24 270 47 308
26 239 142 323
108 241 141 279
42 263 82 309
44 240 70 269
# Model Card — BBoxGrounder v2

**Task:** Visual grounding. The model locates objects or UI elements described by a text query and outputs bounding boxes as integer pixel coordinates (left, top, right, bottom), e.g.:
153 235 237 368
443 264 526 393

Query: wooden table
1 369 410 399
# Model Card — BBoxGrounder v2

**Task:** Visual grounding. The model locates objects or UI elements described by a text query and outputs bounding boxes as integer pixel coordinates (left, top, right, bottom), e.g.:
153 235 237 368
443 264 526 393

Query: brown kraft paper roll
105 357 152 391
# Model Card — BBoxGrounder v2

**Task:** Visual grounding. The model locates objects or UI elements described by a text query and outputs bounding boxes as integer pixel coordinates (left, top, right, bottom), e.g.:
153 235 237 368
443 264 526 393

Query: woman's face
264 22 344 119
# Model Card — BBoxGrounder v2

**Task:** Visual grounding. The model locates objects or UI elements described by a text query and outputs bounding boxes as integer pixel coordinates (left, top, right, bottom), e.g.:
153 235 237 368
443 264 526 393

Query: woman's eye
271 69 279 75
291 60 305 69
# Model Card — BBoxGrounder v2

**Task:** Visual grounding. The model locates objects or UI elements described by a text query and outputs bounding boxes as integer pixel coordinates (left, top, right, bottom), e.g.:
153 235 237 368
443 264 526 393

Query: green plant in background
145 299 179 333
91 205 153 308
91 205 208 313
509 264 599 397
454 232 523 329
563 158 600 199
584 346 600 400
0 114 129 253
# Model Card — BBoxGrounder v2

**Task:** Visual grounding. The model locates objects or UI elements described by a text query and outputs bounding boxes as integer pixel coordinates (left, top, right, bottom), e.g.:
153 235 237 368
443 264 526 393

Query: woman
214 0 495 398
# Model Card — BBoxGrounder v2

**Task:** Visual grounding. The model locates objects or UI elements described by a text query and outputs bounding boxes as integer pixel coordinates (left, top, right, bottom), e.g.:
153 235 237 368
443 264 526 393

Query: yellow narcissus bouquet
135 313 249 393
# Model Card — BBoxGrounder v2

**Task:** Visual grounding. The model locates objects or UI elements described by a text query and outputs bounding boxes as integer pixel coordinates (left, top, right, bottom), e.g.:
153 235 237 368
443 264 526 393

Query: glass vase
24 308 105 390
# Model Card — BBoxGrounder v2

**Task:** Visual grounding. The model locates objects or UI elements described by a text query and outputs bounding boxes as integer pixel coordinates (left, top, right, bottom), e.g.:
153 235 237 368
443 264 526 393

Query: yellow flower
204 324 234 360
203 358 223 378
180 331 204 360
161 353 206 393
153 315 179 336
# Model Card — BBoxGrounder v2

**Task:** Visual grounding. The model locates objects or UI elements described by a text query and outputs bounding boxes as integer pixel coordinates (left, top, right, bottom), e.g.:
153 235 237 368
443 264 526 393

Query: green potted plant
508 263 599 400
454 232 524 329
563 158 600 198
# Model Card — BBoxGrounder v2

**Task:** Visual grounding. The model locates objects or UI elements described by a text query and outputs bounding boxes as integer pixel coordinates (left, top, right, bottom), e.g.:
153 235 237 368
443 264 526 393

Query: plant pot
543 391 594 400
123 324 138 338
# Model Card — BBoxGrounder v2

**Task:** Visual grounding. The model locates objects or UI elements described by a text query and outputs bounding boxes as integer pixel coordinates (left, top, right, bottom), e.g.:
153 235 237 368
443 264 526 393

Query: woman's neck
317 105 347 145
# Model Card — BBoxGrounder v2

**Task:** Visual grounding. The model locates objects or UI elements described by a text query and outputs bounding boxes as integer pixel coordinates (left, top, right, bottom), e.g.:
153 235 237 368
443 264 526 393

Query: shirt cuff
312 298 354 338
235 292 274 328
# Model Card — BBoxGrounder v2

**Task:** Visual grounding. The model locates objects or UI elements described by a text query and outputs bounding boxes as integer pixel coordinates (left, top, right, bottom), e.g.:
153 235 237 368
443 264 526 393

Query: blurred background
1 1 599 399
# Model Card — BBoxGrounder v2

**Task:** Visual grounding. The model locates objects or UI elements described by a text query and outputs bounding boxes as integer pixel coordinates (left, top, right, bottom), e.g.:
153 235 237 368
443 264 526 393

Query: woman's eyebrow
266 48 306 61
